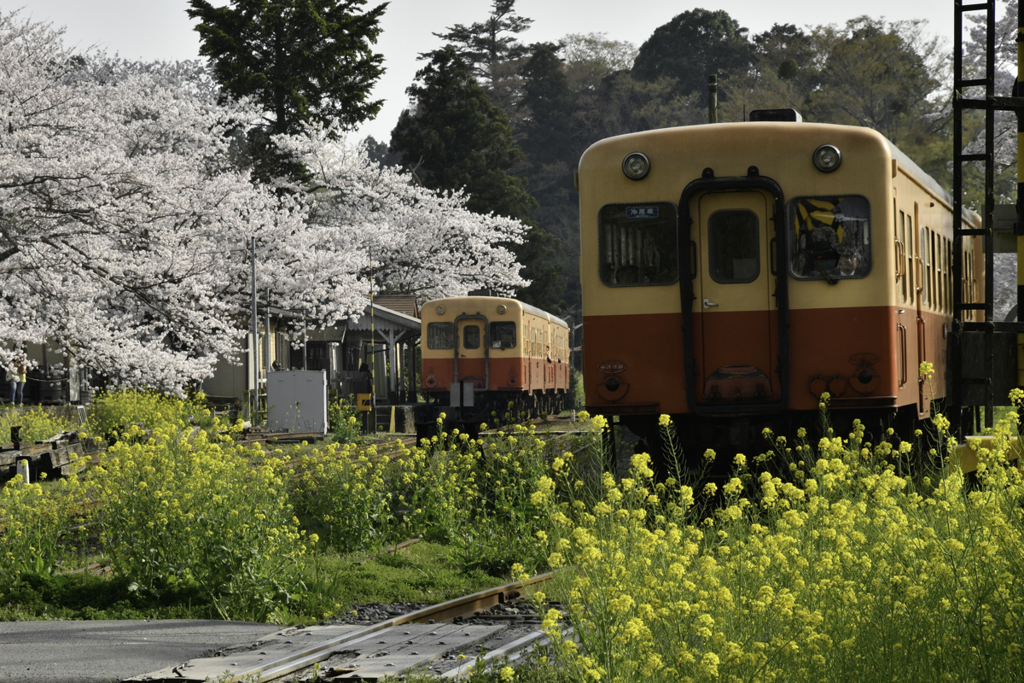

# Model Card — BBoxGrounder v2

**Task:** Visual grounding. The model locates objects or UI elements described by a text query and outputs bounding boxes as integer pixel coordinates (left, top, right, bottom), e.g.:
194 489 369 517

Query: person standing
13 357 27 406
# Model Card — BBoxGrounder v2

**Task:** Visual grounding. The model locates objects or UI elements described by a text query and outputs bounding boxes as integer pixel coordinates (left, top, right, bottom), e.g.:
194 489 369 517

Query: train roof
425 296 569 329
581 120 978 224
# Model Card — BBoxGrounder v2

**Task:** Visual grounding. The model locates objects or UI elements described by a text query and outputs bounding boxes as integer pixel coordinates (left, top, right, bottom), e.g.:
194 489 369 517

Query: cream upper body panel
421 296 568 359
577 122 954 317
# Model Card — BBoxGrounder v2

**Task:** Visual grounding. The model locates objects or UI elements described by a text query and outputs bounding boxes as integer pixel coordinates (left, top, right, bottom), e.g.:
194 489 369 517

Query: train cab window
708 209 759 283
427 322 454 349
463 324 481 350
598 202 679 286
490 321 517 349
788 195 871 280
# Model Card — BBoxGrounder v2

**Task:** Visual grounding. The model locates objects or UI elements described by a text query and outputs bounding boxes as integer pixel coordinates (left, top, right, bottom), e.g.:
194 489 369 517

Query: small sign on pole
356 393 372 412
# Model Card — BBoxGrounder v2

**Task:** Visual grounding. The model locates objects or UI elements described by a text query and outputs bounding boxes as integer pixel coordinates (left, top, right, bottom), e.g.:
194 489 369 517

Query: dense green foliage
188 0 386 181
188 0 386 133
631 8 754 102
390 47 535 221
389 41 565 310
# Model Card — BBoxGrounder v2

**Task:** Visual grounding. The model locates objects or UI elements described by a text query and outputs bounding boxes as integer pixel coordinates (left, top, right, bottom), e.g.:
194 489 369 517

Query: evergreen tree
519 43 575 172
389 47 572 311
517 43 578 311
390 46 534 220
632 9 753 103
430 0 533 86
187 0 387 181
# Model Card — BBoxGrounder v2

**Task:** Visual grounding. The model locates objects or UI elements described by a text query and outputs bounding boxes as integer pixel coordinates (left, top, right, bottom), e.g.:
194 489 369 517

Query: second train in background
415 296 571 438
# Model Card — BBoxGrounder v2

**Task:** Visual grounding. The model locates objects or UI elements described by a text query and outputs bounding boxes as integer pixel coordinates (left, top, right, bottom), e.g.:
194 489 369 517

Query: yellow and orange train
577 111 983 457
416 296 571 436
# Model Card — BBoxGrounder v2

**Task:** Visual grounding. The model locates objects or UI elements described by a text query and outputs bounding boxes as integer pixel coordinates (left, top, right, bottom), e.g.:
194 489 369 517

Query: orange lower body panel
422 357 570 396
583 305 924 416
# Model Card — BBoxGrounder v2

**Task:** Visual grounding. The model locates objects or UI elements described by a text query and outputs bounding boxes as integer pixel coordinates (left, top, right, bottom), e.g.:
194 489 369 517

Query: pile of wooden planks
0 430 97 483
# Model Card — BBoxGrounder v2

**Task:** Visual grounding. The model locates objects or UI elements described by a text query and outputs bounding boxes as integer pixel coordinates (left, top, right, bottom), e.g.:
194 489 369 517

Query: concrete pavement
0 620 282 682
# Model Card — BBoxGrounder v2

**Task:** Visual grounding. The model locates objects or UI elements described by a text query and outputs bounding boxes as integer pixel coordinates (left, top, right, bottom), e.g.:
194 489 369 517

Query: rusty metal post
708 74 718 124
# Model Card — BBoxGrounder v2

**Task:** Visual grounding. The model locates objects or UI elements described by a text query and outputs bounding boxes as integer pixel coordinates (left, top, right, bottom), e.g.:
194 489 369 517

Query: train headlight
813 144 842 172
622 152 651 180
436 305 445 315
497 305 506 314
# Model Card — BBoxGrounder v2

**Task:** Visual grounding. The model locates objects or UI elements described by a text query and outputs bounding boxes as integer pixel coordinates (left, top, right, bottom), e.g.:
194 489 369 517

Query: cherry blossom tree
0 11 529 391
0 12 352 389
281 123 529 300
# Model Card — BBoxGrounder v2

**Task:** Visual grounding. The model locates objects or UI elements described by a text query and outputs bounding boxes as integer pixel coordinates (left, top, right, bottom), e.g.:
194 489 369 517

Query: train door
693 190 778 404
455 315 488 389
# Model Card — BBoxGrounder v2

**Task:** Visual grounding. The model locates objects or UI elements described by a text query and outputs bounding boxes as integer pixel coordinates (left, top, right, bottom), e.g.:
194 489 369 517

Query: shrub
291 441 394 552
86 389 213 438
91 425 311 621
395 419 589 575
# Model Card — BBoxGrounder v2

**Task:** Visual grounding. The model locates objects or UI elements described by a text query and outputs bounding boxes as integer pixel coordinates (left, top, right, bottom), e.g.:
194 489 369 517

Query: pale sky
8 0 964 142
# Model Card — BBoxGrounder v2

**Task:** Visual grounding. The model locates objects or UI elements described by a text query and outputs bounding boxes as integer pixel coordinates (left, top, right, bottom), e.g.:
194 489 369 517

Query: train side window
708 209 759 283
899 211 907 301
463 324 481 350
921 226 930 307
945 237 952 313
490 321 517 349
929 229 937 310
909 210 917 301
598 202 679 286
788 195 871 280
427 322 454 350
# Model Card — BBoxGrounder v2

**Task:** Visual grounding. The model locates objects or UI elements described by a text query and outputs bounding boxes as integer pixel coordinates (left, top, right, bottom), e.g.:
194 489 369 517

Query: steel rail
223 572 553 683
440 627 574 679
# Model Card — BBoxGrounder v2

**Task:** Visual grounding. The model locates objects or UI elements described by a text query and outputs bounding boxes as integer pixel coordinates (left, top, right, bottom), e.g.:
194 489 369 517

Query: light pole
250 237 277 425
251 236 259 422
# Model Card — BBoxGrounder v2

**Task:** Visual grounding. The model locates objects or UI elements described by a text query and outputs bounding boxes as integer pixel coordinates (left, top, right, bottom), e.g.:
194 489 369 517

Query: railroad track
129 574 556 683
